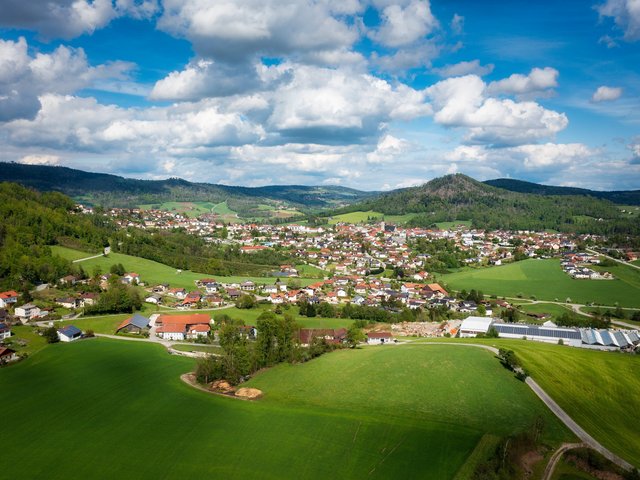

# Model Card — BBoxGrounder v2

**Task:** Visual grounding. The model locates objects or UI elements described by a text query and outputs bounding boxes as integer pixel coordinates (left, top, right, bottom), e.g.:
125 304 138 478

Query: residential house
122 273 140 285
366 332 393 344
14 304 41 323
0 346 18 363
0 290 19 308
56 297 79 309
58 325 82 342
168 288 187 299
79 293 99 307
186 324 210 340
240 281 256 291
145 294 162 304
0 322 11 340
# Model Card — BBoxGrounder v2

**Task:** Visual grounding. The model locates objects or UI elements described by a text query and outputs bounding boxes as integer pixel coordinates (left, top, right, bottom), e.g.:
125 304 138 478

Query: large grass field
516 302 584 322
440 259 640 308
415 338 640 468
328 210 418 225
52 246 322 289
0 340 572 479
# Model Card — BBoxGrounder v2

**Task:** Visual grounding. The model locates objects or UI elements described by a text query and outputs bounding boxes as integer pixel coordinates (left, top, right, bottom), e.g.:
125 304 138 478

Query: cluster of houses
459 316 639 351
102 204 603 280
561 253 612 280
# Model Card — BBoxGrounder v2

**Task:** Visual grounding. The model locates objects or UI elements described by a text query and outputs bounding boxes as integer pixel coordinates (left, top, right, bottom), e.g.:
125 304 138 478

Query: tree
477 304 487 316
43 326 59 344
345 324 365 348
195 356 225 384
486 326 499 338
110 263 125 276
235 294 256 309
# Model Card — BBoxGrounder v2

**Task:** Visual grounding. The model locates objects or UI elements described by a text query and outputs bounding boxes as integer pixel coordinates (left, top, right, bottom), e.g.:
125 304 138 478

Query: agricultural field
52 246 323 289
139 201 222 218
516 302 584 322
295 263 327 278
440 259 640 308
328 210 418 225
416 338 640 468
213 305 355 330
434 220 472 229
0 340 572 479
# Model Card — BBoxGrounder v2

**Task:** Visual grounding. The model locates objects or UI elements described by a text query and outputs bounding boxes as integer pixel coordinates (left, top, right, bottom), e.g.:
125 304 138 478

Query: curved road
542 443 586 480
403 341 636 472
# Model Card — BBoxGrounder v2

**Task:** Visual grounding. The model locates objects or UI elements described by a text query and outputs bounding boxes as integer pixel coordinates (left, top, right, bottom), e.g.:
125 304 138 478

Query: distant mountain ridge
484 178 640 205
0 162 377 215
335 174 638 234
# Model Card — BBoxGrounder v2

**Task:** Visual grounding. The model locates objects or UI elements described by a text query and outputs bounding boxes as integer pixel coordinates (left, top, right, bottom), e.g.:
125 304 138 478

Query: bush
43 326 59 344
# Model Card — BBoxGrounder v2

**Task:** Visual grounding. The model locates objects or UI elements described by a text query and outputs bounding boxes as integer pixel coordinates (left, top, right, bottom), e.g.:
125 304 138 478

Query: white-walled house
0 322 11 340
14 304 41 323
0 290 19 308
57 325 82 342
366 332 393 344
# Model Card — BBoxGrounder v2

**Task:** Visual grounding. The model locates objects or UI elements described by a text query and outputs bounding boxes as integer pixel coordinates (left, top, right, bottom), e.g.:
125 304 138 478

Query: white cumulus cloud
426 74 568 145
592 85 623 102
486 67 559 98
369 0 438 47
597 0 640 41
432 59 494 77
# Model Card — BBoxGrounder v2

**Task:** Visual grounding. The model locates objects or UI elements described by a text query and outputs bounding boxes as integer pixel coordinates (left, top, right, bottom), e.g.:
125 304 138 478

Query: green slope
0 340 572 479
440 259 640 308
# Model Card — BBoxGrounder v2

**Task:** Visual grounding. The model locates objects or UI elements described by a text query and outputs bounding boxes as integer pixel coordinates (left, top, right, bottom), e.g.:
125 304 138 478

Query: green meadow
516 302 584 322
0 340 572 479
328 210 418 225
440 259 640 308
415 338 640 468
52 246 323 289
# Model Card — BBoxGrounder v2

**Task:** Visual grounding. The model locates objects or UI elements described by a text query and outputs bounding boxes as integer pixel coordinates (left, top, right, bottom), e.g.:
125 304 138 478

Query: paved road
72 254 105 263
526 377 634 471
404 341 636 471
587 248 640 271
542 443 586 480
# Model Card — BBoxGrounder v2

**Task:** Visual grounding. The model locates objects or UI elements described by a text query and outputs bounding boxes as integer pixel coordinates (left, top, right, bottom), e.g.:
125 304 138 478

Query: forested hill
335 174 638 234
0 182 296 290
0 182 113 289
484 178 640 205
0 162 375 212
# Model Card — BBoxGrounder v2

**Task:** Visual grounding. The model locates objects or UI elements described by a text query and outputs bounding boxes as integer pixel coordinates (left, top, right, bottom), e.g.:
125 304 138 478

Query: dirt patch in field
520 450 544 479
180 374 262 401
235 388 263 399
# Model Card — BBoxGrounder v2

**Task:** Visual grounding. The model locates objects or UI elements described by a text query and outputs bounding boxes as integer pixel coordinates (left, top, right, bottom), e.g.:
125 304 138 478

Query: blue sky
0 0 638 190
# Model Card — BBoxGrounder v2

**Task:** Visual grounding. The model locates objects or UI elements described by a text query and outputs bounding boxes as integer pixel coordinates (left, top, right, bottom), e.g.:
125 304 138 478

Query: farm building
459 317 493 337
155 313 212 341
492 323 583 347
58 325 82 342
116 314 151 334
366 331 393 344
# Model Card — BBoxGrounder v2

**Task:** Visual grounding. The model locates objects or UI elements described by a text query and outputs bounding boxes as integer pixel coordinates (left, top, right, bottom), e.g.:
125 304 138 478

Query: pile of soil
210 380 235 394
235 388 263 399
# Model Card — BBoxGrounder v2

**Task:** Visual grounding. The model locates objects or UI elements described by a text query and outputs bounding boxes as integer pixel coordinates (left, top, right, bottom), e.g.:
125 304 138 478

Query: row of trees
196 311 364 386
